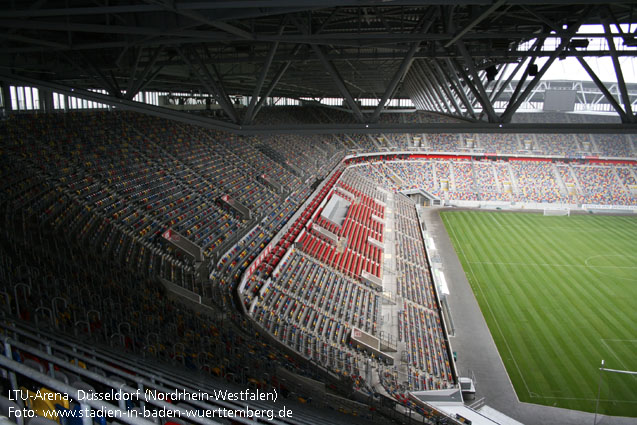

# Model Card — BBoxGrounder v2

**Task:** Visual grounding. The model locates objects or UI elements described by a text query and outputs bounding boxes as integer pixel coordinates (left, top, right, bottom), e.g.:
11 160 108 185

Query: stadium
0 2 636 425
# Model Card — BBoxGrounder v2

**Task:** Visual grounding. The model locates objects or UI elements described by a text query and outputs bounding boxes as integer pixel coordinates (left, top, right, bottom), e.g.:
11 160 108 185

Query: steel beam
137 60 168 94
575 53 627 121
500 19 588 122
452 60 484 114
442 58 477 119
413 62 452 115
456 40 498 122
5 71 636 134
5 33 637 58
488 46 533 105
155 0 256 41
452 58 490 116
0 18 231 39
418 78 439 112
603 18 634 121
443 0 507 48
486 62 509 103
369 7 438 122
1 13 635 46
127 46 164 100
203 57 240 124
403 78 427 110
176 48 238 123
369 41 421 122
243 25 285 124
406 74 432 111
1 81 11 112
124 47 144 97
428 60 465 118
252 61 292 120
0 33 68 49
420 60 460 116
417 81 437 111
409 64 436 112
310 44 364 122
261 13 366 110
0 72 240 131
251 8 341 121
407 82 426 110
78 56 121 97
3 1 635 19
0 3 320 19
500 37 548 118
519 6 561 33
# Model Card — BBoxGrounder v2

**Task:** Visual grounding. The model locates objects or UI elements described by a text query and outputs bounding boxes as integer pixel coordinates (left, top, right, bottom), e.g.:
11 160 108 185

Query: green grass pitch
441 211 637 417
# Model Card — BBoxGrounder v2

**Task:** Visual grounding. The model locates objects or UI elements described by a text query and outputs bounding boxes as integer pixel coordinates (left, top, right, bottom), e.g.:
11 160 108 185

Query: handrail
0 352 156 425
0 333 266 425
0 322 316 425
1 321 227 394
0 321 418 425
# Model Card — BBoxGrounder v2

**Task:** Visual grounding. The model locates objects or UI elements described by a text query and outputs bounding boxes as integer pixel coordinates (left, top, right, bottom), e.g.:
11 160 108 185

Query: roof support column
1 81 12 114
430 60 469 118
83 59 121 97
414 78 436 111
124 47 144 98
252 61 291 121
251 9 341 122
500 15 589 122
370 8 438 122
502 37 547 118
127 46 164 100
486 62 510 104
425 60 465 117
442 58 476 119
413 61 452 115
443 0 507 48
290 12 363 122
176 48 239 124
403 77 427 110
406 74 432 111
369 40 421 122
310 44 364 122
575 52 627 121
602 17 634 122
456 41 498 122
39 88 54 112
488 56 528 107
243 27 284 124
137 64 166 94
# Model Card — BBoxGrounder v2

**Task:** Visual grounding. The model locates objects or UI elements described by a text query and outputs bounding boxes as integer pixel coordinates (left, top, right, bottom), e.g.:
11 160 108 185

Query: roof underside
1 1 637 128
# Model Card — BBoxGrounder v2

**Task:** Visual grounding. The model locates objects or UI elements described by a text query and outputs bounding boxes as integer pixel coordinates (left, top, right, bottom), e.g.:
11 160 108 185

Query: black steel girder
0 1 636 126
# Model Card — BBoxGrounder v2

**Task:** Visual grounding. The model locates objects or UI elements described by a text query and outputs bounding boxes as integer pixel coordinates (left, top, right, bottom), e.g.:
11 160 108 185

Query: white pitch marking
447 221 534 399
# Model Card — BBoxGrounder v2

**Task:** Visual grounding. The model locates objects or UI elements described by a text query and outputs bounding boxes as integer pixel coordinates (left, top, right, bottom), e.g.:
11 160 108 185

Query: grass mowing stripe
548 266 600 398
441 211 637 416
443 213 533 396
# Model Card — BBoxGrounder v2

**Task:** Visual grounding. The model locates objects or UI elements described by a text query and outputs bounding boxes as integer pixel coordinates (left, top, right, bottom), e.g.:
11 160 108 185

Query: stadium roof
1 1 637 131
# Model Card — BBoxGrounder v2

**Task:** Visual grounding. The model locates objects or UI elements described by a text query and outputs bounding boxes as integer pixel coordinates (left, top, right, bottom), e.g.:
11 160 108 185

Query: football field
441 211 637 417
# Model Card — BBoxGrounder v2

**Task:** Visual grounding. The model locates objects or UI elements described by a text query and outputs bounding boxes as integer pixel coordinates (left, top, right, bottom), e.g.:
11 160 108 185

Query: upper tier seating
355 159 636 206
